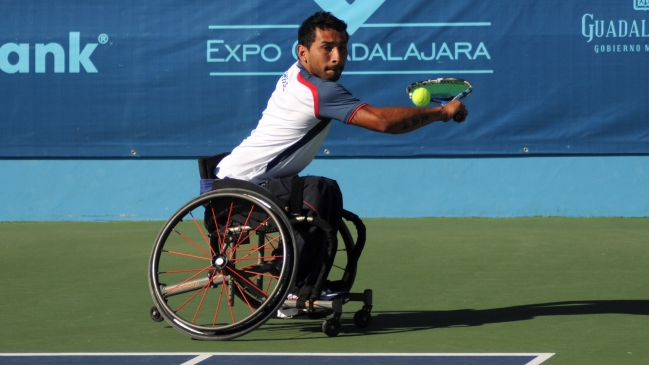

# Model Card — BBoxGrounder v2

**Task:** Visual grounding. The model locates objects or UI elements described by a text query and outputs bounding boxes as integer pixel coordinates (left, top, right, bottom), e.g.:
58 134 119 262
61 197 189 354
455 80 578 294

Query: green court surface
1 218 648 364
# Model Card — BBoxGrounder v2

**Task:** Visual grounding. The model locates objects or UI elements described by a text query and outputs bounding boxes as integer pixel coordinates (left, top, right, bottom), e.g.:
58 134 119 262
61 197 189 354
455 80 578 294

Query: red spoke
175 269 214 313
265 235 279 250
265 276 274 294
213 273 226 325
192 280 212 324
234 235 281 264
226 217 272 258
234 281 255 313
234 245 276 253
165 250 211 261
209 204 222 256
221 201 234 253
225 266 269 298
189 211 211 255
232 247 255 253
236 205 255 246
172 229 211 258
160 268 207 274
242 270 280 279
165 266 212 296
231 241 277 254
232 255 282 263
175 285 205 313
238 262 259 270
223 275 236 324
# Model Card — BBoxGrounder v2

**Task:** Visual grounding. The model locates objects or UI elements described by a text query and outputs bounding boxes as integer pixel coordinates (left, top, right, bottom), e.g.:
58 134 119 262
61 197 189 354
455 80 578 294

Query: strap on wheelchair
288 176 306 214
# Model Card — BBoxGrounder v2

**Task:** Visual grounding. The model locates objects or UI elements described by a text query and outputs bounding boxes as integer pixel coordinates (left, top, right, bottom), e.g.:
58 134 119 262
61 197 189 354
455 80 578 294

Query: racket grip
453 112 464 122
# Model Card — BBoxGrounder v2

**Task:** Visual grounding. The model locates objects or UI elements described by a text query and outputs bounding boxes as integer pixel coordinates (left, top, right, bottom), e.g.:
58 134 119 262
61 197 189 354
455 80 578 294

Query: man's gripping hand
441 100 469 123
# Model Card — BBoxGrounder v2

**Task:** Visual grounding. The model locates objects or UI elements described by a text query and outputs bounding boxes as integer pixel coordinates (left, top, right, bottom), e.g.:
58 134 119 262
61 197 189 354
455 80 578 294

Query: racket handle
453 112 464 122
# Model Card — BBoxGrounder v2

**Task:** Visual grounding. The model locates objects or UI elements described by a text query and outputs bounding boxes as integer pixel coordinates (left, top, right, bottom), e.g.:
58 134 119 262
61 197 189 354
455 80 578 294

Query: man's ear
297 44 308 63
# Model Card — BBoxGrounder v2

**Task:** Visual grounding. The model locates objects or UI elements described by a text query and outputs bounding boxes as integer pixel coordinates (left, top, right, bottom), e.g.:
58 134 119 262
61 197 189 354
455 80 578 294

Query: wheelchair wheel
327 211 366 293
148 188 297 340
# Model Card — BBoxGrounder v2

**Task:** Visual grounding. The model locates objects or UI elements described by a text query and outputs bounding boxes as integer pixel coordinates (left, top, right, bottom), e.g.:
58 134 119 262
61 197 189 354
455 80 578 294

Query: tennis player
216 11 468 294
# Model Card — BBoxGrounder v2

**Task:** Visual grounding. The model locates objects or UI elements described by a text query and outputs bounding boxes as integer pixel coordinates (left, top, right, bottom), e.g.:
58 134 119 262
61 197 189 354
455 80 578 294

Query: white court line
181 354 213 365
0 352 555 356
0 352 555 362
525 353 555 365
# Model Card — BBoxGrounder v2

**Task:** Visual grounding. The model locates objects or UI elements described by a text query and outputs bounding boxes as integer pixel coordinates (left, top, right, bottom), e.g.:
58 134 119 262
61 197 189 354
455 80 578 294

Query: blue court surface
0 353 554 365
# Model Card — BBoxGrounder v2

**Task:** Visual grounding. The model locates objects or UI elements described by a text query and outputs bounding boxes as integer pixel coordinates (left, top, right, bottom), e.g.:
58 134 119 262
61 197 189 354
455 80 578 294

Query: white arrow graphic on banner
313 0 386 35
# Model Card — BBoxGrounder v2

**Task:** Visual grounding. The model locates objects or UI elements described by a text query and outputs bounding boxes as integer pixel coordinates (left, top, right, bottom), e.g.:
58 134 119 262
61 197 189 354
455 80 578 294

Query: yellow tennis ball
411 87 430 107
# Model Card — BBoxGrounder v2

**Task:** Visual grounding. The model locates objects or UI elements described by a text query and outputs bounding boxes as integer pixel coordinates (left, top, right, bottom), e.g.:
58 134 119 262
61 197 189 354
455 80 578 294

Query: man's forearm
351 105 449 134
379 106 446 134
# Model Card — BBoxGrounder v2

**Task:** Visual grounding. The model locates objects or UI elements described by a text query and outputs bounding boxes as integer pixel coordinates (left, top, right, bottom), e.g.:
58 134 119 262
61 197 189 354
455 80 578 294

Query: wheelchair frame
148 174 373 340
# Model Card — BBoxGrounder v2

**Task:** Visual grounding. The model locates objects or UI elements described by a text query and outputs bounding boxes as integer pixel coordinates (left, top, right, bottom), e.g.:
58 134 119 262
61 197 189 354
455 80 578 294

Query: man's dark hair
298 11 348 49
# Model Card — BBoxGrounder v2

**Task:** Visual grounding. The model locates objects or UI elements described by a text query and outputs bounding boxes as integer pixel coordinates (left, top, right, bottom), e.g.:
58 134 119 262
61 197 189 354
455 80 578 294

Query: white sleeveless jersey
216 62 366 184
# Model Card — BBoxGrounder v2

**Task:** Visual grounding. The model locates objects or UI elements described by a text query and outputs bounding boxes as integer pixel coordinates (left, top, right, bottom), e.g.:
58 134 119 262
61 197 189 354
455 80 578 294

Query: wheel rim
148 189 296 339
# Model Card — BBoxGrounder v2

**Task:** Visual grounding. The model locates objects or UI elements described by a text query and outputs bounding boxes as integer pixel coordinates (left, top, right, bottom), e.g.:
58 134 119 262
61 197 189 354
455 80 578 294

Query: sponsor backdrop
1 0 649 158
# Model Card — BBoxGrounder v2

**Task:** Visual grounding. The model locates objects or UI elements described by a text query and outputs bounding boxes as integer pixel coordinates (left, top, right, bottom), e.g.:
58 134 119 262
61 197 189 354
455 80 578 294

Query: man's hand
440 100 468 123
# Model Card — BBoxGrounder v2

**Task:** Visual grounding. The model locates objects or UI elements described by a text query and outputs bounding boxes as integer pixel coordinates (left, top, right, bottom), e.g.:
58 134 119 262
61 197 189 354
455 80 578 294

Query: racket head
406 78 472 105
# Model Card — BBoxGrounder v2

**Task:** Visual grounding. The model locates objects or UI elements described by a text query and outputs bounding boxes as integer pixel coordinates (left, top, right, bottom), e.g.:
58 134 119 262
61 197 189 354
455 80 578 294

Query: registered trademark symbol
98 34 109 44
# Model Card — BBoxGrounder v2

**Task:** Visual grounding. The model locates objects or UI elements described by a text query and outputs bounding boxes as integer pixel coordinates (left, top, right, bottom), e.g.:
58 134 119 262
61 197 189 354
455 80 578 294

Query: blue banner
1 0 648 157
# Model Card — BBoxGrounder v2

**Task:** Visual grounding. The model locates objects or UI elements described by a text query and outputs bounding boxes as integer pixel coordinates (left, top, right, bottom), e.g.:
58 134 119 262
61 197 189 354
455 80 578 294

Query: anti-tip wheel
353 309 371 328
150 305 164 322
322 318 341 337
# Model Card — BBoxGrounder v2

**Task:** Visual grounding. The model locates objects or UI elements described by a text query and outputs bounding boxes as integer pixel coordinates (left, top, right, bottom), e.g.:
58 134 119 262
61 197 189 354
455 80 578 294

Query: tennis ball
411 87 430 107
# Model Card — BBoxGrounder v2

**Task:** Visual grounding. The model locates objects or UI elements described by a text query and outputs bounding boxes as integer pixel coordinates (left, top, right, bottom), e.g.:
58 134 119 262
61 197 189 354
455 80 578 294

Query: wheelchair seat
147 154 372 340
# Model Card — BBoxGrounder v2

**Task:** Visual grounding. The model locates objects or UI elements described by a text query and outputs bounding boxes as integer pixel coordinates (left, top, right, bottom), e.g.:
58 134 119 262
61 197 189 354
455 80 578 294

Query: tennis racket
406 78 472 121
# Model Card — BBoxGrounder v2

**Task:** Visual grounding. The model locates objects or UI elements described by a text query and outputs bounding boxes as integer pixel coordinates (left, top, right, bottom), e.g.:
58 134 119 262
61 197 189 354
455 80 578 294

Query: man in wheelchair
150 11 468 340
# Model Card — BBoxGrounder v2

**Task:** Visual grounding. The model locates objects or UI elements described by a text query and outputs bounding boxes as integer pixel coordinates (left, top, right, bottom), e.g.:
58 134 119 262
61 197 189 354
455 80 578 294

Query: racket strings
421 82 469 99
406 78 472 104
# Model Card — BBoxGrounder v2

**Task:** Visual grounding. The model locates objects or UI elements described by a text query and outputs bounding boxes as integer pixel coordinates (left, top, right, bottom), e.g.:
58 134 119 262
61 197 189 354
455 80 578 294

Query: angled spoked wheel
148 185 297 340
325 210 366 293
353 308 372 328
322 317 341 337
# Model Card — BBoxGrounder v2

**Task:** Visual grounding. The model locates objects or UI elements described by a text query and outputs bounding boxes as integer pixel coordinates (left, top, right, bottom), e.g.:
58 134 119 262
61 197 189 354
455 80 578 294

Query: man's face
298 28 348 81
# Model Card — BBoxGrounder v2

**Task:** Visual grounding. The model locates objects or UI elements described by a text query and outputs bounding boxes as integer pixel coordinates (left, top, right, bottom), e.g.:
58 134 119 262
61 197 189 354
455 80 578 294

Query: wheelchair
148 154 373 340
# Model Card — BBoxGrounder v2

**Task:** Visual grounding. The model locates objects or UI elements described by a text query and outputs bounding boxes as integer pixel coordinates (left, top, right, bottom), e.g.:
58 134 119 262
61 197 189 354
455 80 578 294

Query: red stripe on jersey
347 103 368 124
297 72 320 119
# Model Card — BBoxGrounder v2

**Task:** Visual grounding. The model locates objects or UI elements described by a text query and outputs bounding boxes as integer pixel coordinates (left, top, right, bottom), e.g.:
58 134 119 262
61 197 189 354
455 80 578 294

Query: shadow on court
250 300 649 339
368 300 649 329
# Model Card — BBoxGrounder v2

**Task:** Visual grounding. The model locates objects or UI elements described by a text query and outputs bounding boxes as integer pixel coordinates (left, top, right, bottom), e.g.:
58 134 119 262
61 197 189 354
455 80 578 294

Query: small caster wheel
150 305 164 322
353 309 372 328
322 318 341 337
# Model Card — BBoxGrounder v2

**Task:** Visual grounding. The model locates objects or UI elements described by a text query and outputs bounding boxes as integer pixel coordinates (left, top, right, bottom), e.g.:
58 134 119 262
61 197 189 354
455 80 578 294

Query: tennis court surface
1 218 647 364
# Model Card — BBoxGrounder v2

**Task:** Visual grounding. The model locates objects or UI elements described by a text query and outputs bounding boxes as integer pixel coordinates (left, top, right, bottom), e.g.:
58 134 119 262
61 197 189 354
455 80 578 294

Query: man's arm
349 100 468 134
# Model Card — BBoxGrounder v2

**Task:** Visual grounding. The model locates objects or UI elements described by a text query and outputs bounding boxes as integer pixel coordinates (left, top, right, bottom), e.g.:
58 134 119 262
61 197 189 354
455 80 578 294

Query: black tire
353 309 372 328
148 188 297 340
150 305 164 322
322 318 341 337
